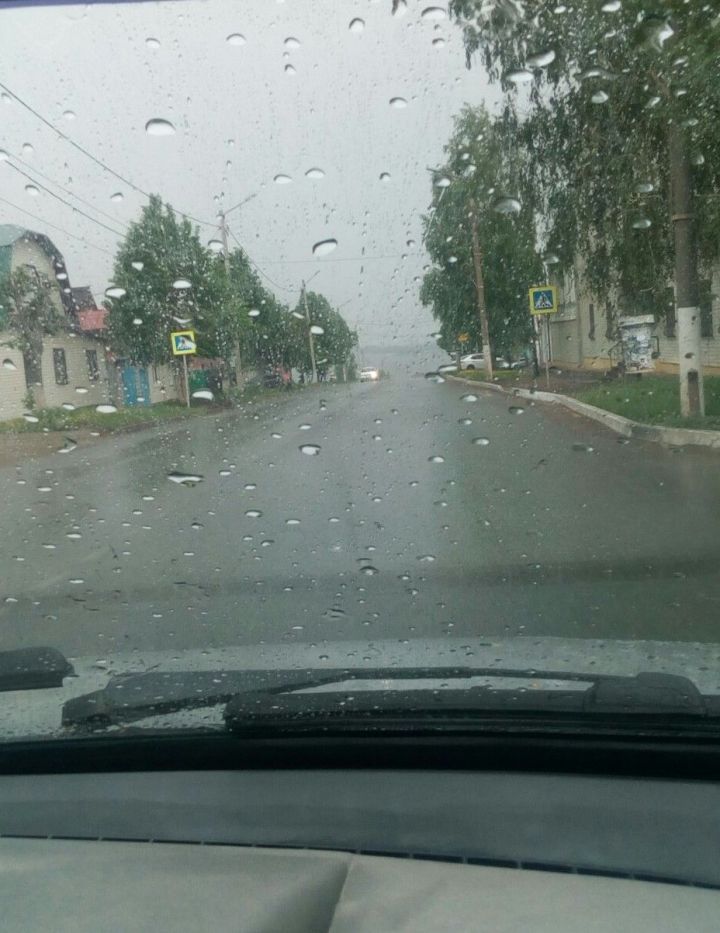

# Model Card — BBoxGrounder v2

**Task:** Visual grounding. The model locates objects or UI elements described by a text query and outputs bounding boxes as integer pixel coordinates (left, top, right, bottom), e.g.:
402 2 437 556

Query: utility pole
216 193 256 388
469 198 493 380
669 123 704 417
219 210 230 277
302 280 318 384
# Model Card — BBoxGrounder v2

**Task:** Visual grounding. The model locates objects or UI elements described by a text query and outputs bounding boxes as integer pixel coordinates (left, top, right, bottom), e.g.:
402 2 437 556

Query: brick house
0 225 111 420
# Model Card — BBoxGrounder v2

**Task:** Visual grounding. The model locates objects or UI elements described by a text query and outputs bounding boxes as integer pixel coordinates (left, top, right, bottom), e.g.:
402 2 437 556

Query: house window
588 303 595 341
699 278 714 339
86 349 100 382
52 348 68 385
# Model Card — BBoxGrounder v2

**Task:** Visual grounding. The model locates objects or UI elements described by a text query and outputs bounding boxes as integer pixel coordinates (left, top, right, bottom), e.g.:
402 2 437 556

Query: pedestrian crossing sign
529 286 558 315
170 330 197 355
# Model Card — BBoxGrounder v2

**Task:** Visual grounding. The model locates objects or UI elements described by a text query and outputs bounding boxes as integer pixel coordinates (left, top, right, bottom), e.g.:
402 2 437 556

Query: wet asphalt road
1 375 720 658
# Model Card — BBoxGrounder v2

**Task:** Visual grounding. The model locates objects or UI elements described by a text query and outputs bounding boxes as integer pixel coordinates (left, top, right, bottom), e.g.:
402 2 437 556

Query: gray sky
0 0 498 353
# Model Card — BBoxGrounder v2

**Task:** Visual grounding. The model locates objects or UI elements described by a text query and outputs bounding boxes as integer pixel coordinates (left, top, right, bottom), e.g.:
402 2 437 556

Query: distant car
459 353 485 370
360 367 380 382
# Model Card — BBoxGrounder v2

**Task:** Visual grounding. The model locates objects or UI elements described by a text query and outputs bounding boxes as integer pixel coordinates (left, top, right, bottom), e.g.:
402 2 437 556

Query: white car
360 366 380 382
459 353 486 370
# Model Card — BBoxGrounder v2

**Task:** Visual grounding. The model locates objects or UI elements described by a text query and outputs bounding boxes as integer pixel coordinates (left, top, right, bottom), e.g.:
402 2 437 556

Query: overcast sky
0 0 498 357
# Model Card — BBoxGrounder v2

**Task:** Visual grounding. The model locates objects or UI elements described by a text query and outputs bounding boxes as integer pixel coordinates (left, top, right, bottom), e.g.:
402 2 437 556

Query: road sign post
170 330 197 408
528 286 558 389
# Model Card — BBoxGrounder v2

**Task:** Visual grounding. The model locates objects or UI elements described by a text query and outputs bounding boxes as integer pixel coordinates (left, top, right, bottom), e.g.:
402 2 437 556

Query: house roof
0 225 75 316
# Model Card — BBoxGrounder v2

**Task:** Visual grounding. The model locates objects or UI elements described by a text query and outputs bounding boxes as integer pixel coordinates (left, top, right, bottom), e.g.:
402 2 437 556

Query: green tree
420 106 543 361
106 195 227 366
292 291 358 375
0 266 65 400
449 0 720 413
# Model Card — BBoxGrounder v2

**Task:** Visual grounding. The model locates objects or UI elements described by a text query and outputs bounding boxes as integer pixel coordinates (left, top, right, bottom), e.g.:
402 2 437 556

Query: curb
447 376 720 451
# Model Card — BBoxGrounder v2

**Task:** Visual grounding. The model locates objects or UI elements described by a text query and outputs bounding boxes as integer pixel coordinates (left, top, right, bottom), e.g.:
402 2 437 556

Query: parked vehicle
360 366 380 382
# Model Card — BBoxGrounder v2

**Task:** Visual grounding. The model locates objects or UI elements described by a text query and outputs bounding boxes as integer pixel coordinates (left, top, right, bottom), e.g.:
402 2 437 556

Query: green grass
0 401 210 434
573 376 720 430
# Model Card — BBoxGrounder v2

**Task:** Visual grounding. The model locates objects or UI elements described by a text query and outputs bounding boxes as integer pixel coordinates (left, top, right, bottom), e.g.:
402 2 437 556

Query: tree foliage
0 266 65 372
291 291 358 373
420 105 543 357
449 1 720 321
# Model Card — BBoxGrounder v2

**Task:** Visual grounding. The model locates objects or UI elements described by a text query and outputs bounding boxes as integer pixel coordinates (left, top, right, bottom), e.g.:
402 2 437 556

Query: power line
4 161 126 238
227 226 296 295
248 253 423 265
0 193 114 256
0 79 215 229
7 152 130 232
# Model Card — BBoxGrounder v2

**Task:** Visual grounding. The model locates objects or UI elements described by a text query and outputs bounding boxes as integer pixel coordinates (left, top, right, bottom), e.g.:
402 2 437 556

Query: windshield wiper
0 647 74 692
61 666 720 731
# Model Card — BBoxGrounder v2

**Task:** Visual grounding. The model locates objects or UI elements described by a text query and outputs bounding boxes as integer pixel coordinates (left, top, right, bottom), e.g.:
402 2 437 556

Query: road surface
2 375 720 657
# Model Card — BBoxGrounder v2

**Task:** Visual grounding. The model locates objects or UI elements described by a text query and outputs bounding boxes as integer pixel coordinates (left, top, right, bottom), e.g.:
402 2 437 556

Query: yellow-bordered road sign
170 330 197 355
529 285 558 315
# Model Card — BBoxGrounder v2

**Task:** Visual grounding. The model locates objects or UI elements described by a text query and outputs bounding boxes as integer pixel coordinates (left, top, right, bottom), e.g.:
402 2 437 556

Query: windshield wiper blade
0 647 74 692
62 666 719 731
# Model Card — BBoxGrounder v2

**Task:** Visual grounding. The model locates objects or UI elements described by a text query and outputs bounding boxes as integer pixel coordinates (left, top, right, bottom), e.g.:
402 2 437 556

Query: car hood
3 636 720 740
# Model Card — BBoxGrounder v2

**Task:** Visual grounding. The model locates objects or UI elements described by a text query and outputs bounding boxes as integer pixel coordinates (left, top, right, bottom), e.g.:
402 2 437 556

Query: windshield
1 0 720 739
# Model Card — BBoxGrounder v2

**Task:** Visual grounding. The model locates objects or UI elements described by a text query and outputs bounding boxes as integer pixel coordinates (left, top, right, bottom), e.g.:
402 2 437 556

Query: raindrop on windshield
310 324 325 335
245 509 262 518
306 167 325 179
591 91 609 104
145 118 176 136
632 217 652 230
286 518 301 525
172 278 192 289
131 260 144 271
300 444 321 456
25 185 40 197
472 437 491 446
508 405 525 415
601 0 621 10
284 36 301 49
168 471 204 486
428 455 445 463
527 49 555 68
274 174 292 184
492 195 521 214
460 393 478 402
96 404 118 414
2 359 17 371
208 239 223 253
61 402 75 411
380 172 391 183
22 412 39 423
349 17 365 33
505 69 533 85
284 64 297 76
425 372 445 384
360 565 379 576
312 238 337 257
191 389 214 401
248 309 261 318
105 286 126 299
226 33 246 45
63 110 76 120
432 37 446 48
390 97 408 109
146 37 161 49
421 6 447 20
111 192 124 203
635 182 654 193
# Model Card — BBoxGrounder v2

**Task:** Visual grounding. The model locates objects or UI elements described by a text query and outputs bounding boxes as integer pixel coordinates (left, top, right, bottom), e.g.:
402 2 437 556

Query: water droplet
274 173 292 184
63 109 76 121
244 483 257 490
492 195 521 214
591 91 609 104
2 358 17 371
248 309 261 318
300 444 321 456
472 437 490 446
22 143 34 155
306 167 325 179
25 184 40 197
379 172 391 183
286 518 301 525
428 455 445 463
66 532 82 540
168 471 204 486
75 386 89 394
245 509 262 518
111 191 124 203
284 64 297 76
145 118 176 136
299 423 312 430
95 404 117 414
505 69 533 85
284 36 301 49
208 239 223 253
527 49 555 68
601 0 621 10
393 0 407 15
226 33 246 45
105 286 126 299
425 372 445 384
132 317 143 326
0 150 8 161
310 324 324 335
632 217 652 230
131 260 144 271
61 402 76 411
172 278 191 289
390 96 408 110
417 554 436 562
460 393 478 402
68 578 84 585
22 413 39 423
360 565 379 576
572 443 594 452
146 36 161 48
312 238 337 257
349 17 365 33
421 6 447 20
432 37 446 47
691 153 705 166
508 405 525 415
172 315 192 325
635 182 654 193
191 389 214 401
